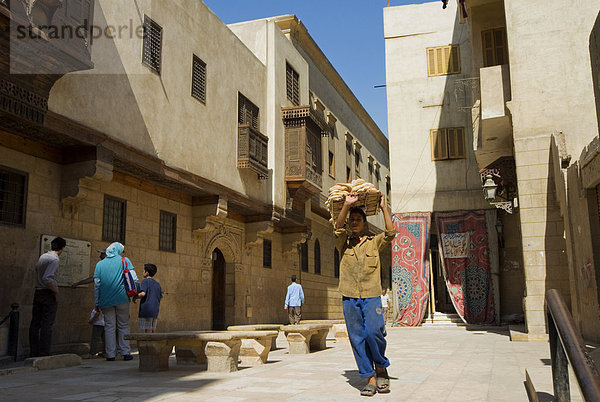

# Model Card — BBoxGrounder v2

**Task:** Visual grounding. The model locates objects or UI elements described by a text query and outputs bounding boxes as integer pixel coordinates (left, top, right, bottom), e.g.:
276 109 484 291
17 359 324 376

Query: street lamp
482 175 498 201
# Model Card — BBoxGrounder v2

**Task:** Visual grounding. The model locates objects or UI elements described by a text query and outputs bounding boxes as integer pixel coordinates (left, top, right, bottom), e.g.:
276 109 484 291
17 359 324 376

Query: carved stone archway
204 226 241 327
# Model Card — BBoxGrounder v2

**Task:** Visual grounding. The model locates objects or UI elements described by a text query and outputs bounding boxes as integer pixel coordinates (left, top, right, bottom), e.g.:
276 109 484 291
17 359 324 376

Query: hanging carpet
390 212 431 327
435 210 495 324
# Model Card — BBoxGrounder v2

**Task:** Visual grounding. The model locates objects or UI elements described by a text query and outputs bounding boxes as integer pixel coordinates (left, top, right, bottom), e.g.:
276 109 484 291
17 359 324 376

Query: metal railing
546 289 600 401
0 303 19 362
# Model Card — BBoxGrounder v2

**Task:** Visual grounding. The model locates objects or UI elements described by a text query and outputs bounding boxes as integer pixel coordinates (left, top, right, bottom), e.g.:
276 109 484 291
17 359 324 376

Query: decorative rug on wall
390 212 431 327
435 210 495 324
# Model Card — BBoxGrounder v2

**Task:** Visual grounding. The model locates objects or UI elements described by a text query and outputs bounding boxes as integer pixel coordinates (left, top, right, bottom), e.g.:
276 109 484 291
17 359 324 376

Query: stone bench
299 320 347 341
227 324 283 351
124 330 276 372
281 323 333 354
175 330 278 368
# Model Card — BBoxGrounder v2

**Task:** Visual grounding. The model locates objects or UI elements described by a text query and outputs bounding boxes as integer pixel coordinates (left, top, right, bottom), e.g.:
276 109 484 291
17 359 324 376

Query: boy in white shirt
380 289 390 324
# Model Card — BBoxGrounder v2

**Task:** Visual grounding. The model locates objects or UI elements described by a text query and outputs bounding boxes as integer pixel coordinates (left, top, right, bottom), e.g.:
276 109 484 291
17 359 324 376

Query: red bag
122 257 138 298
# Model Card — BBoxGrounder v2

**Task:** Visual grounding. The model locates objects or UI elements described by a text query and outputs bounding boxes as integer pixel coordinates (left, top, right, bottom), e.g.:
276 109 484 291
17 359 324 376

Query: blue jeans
343 296 390 378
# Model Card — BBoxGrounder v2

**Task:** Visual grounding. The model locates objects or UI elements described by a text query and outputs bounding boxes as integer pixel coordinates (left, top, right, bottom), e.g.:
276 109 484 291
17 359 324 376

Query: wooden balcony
282 105 329 220
282 106 328 193
238 124 269 179
0 0 94 128
2 0 95 75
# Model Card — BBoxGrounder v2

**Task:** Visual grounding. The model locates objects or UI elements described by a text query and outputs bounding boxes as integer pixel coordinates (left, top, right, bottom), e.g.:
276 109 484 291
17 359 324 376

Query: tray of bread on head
326 179 382 222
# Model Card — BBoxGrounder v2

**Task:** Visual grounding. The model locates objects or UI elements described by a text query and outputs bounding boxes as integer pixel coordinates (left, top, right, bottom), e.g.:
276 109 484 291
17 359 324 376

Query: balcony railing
238 124 269 179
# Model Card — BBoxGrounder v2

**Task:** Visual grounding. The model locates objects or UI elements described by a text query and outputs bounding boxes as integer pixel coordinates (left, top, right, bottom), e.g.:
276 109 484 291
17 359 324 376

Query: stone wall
0 143 355 356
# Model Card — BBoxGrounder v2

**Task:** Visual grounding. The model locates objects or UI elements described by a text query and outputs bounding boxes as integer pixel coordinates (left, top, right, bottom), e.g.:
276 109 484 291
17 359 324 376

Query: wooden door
211 248 226 330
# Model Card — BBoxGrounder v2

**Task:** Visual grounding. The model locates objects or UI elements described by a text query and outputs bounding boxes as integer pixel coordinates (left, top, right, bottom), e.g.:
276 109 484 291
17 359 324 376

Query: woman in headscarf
93 242 138 361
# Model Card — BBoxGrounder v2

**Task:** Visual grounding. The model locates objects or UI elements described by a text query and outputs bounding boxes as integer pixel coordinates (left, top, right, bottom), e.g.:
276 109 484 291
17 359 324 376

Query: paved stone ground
0 326 585 401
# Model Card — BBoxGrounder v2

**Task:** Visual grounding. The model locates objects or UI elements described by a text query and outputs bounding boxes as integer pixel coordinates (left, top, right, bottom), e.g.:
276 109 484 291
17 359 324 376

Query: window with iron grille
334 248 340 278
314 239 321 275
286 62 300 105
0 166 27 226
355 149 361 178
238 93 259 130
142 15 162 74
159 210 176 252
263 238 272 268
191 54 207 104
299 242 308 272
102 196 126 243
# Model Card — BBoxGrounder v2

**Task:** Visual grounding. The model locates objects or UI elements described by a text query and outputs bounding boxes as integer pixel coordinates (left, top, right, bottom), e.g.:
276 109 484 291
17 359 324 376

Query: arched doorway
212 248 226 330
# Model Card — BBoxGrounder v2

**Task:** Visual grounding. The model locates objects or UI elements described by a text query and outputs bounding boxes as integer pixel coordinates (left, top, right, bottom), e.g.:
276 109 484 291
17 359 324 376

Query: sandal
360 383 377 397
376 369 391 393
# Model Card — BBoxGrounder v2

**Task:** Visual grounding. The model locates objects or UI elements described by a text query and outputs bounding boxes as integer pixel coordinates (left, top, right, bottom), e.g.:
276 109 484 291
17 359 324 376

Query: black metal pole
548 310 570 401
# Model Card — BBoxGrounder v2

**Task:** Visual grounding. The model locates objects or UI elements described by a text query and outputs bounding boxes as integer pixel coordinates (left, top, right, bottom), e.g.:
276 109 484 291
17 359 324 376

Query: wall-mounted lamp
483 175 498 201
495 219 503 236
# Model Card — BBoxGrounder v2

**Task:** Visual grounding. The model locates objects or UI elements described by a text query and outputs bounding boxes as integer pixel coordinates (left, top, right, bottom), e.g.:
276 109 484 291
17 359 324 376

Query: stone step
421 312 466 326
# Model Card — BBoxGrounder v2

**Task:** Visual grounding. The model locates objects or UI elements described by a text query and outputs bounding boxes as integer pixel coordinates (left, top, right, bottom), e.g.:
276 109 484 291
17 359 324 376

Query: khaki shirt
335 227 396 298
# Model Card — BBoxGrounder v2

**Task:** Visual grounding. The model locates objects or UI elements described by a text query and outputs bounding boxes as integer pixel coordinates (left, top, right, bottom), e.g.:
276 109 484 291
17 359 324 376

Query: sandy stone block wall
514 135 570 335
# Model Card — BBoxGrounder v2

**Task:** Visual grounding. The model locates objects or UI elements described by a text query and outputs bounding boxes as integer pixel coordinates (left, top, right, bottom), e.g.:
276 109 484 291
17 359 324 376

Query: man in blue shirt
284 275 304 324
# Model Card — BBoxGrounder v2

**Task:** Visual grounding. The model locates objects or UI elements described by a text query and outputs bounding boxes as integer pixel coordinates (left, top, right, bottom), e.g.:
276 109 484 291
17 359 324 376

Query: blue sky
203 0 432 137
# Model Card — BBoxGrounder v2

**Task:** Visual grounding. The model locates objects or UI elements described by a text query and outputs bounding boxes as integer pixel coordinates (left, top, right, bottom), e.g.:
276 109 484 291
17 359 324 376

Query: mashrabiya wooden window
430 128 466 161
102 195 126 243
142 15 162 74
482 28 508 67
286 63 300 106
159 210 177 252
0 166 27 226
427 45 460 76
263 239 272 268
191 54 207 104
238 93 259 129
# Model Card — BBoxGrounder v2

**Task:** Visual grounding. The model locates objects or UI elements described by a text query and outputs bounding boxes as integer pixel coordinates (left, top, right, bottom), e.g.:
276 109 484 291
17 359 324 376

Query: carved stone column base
310 329 329 351
137 340 172 372
239 337 272 366
286 332 314 354
333 324 349 342
204 340 241 372
175 344 206 365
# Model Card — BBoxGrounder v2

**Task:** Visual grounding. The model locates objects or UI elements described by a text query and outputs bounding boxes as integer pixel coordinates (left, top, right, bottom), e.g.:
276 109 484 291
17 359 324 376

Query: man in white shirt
284 275 304 324
380 288 390 324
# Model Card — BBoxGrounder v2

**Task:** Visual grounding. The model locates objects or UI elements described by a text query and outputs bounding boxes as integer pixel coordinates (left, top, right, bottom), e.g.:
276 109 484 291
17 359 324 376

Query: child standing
88 308 105 358
137 264 162 333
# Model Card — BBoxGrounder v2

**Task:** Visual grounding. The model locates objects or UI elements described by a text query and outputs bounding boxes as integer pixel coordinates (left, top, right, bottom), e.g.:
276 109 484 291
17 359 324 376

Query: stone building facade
385 0 600 341
0 0 390 356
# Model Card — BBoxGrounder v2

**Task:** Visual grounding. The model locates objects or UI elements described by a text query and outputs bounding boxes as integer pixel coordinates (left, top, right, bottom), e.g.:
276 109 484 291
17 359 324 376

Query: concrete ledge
509 325 548 342
524 369 539 402
0 366 38 376
24 354 81 370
